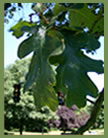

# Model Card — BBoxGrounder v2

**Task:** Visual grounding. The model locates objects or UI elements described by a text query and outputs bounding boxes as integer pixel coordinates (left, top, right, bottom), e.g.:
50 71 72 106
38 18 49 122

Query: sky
4 3 34 67
4 3 104 93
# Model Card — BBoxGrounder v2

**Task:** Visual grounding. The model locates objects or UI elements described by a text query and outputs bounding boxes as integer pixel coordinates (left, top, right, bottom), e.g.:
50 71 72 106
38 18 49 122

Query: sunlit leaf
10 21 36 38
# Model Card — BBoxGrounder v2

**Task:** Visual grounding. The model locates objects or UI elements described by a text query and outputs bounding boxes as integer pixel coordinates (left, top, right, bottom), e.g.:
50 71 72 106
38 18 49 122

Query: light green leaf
10 21 36 38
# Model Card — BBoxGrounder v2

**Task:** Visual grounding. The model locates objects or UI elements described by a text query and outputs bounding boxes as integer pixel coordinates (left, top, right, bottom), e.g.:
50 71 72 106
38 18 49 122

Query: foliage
4 59 58 132
25 106 58 132
6 3 104 111
5 59 30 105
48 105 90 133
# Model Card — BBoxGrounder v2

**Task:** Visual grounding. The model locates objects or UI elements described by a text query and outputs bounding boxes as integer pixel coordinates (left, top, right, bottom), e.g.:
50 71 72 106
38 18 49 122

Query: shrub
48 105 90 133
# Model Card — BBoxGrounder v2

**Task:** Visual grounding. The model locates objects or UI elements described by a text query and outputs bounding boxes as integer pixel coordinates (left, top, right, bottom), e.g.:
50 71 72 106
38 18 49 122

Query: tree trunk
19 118 23 135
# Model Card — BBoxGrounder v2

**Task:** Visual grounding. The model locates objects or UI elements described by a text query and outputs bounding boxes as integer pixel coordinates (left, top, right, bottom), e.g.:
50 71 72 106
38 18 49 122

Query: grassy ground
5 129 104 135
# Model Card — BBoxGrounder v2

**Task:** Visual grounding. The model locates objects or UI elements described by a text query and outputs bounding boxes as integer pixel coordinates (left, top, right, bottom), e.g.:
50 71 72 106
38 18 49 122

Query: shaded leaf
53 3 84 16
92 16 104 35
53 3 66 16
62 3 84 9
50 30 104 108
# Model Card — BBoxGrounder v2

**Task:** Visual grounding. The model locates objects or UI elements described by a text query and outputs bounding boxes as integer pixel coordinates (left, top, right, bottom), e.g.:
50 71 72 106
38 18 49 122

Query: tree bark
74 88 104 135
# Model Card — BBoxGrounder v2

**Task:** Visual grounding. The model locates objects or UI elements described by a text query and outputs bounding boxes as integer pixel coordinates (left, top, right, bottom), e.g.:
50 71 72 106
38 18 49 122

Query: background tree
4 58 58 133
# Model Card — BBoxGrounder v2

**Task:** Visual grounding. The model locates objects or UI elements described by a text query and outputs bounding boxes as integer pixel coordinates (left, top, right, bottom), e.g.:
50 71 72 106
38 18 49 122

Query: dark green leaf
53 3 67 16
51 30 104 108
69 4 96 30
64 3 84 9
92 16 104 34
18 35 40 59
53 3 84 16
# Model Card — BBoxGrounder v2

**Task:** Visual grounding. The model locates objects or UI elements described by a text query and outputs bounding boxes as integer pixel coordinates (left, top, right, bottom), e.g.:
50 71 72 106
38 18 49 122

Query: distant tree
4 58 57 134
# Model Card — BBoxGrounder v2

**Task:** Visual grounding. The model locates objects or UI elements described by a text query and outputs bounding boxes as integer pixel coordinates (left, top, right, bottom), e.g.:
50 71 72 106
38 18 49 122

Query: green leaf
24 50 58 111
53 3 84 16
51 30 104 108
92 16 104 35
72 32 100 52
53 4 66 16
69 4 96 30
23 29 64 111
24 52 40 91
67 3 84 9
32 59 58 111
18 35 40 59
10 21 36 38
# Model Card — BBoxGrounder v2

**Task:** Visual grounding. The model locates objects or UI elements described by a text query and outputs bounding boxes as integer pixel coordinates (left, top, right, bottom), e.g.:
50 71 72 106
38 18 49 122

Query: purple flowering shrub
48 105 90 132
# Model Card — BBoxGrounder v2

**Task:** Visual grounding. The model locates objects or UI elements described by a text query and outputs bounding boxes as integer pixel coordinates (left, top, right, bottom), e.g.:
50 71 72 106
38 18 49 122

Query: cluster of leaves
5 100 57 132
48 105 90 133
7 3 104 111
5 59 30 105
25 106 58 132
4 59 58 132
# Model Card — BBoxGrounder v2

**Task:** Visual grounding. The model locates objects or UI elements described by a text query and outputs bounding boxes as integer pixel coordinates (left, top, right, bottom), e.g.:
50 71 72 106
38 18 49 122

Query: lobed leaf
51 30 104 108
23 29 65 111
